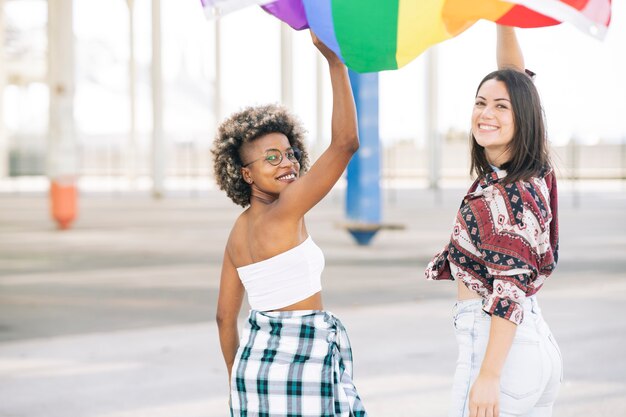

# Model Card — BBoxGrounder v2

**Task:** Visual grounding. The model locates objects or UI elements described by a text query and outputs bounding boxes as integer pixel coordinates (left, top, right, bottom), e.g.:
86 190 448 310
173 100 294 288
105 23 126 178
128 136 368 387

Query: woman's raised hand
310 31 342 65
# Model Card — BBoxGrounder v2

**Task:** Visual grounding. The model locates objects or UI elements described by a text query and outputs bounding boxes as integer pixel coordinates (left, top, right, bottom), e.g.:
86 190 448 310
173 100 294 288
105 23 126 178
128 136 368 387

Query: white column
280 24 293 109
426 47 440 190
151 0 165 198
48 0 78 181
127 0 138 186
214 18 222 126
0 0 7 178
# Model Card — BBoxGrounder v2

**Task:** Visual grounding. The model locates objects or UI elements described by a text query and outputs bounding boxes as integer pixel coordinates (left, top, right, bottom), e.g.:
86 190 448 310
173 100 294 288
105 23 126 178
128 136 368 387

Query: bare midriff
457 279 482 301
271 292 323 312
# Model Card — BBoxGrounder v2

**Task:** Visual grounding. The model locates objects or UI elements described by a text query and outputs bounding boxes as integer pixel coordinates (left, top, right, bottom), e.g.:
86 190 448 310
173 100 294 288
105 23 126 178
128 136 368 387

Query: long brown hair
470 69 550 183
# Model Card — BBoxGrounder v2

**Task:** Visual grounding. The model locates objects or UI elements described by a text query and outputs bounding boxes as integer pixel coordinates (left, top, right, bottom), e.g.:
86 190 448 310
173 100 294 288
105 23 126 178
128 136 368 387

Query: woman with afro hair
213 32 368 417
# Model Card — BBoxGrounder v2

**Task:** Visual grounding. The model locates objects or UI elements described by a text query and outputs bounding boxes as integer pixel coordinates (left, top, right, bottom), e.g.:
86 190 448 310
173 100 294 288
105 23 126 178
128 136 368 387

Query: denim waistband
453 295 541 316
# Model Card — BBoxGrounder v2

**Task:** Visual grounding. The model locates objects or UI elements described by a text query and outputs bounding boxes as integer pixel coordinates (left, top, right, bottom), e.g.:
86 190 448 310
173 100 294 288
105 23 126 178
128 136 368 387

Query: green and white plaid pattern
230 310 368 417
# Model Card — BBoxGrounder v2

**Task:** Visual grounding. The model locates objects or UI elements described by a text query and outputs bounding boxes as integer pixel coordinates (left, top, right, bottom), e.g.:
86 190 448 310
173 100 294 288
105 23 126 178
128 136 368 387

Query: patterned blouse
425 168 559 325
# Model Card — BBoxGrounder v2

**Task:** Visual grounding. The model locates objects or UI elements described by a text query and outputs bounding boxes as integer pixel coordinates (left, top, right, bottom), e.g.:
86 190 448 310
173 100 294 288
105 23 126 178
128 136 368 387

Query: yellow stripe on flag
396 0 453 68
442 0 514 27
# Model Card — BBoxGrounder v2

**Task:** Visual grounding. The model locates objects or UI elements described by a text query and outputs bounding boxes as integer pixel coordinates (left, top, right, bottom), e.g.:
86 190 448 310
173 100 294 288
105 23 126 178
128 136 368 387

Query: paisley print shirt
425 169 559 325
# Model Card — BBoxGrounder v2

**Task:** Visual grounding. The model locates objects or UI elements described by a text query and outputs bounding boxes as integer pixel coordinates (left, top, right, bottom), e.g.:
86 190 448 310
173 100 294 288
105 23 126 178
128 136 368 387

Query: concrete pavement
1 184 625 416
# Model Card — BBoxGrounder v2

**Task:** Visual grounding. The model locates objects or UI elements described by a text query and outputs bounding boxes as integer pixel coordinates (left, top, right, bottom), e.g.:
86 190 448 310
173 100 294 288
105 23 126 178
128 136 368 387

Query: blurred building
1 0 625 194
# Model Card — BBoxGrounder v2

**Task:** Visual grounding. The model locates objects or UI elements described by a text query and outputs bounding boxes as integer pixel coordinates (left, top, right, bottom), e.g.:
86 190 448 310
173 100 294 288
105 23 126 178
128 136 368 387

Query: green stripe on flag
332 0 399 72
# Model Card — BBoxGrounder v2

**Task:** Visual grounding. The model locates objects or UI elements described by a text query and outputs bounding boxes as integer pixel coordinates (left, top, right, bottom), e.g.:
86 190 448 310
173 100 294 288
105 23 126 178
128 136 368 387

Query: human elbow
341 136 359 155
215 310 236 328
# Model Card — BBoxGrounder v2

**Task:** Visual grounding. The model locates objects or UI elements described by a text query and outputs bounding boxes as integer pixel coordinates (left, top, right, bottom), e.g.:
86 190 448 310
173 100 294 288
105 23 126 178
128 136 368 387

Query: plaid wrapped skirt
230 310 368 417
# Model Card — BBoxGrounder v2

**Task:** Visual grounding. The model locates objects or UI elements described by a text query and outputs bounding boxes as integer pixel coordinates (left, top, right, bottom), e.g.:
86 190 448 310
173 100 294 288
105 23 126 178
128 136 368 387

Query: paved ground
1 183 625 417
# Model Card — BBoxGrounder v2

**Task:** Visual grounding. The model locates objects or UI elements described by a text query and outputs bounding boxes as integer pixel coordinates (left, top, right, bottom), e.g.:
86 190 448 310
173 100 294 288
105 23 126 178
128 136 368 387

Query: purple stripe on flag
303 0 343 62
262 0 310 30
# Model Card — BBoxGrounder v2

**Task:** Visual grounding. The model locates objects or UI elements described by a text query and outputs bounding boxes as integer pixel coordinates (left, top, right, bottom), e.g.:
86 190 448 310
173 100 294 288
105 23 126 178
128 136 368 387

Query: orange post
50 178 78 230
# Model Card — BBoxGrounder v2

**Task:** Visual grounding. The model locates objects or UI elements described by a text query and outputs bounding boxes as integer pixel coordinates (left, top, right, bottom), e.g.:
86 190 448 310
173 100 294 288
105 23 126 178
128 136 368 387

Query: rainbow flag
260 0 612 72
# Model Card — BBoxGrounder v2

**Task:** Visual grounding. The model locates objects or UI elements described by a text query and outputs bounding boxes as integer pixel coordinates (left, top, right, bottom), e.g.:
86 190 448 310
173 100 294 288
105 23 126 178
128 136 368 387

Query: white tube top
236 236 324 311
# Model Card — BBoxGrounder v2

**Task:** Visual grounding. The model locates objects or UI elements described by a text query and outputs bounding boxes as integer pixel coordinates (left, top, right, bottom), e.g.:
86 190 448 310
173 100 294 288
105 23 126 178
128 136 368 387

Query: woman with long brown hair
426 26 563 417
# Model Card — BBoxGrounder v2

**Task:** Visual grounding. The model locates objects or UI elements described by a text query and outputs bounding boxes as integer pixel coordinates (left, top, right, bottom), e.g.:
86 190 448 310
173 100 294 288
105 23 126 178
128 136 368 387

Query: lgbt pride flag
258 0 612 72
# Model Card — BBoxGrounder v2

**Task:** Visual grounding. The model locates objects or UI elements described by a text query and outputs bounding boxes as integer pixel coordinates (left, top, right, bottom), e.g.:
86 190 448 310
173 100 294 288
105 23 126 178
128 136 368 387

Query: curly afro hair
211 104 310 207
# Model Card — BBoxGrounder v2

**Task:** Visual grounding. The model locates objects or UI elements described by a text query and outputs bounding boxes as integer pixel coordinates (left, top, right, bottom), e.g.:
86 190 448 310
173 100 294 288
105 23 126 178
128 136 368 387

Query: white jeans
449 297 563 417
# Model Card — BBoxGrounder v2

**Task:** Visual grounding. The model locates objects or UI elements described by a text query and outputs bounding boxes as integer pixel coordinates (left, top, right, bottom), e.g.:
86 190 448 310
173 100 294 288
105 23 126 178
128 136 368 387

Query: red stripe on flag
560 0 590 9
496 5 561 28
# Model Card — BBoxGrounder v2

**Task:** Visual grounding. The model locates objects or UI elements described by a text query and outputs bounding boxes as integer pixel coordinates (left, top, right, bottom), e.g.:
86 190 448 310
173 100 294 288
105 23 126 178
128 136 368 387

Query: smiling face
472 79 515 167
240 132 300 198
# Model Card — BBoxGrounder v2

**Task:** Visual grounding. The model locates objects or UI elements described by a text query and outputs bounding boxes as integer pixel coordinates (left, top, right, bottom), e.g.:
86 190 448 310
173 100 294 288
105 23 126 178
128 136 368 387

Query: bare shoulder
229 207 306 264
224 211 250 267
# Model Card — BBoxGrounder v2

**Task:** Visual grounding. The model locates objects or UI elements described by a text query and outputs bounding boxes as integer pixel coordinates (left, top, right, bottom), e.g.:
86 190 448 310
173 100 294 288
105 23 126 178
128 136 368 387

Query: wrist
479 366 502 379
327 58 345 69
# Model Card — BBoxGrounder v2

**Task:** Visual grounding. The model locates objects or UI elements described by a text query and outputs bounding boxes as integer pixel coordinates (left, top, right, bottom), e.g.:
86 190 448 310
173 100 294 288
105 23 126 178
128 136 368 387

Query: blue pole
346 70 380 246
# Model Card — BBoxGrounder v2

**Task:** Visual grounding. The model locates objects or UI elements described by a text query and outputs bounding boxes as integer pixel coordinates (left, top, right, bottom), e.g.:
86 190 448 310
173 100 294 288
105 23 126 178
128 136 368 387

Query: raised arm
322 35 359 155
274 31 358 219
496 25 525 72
